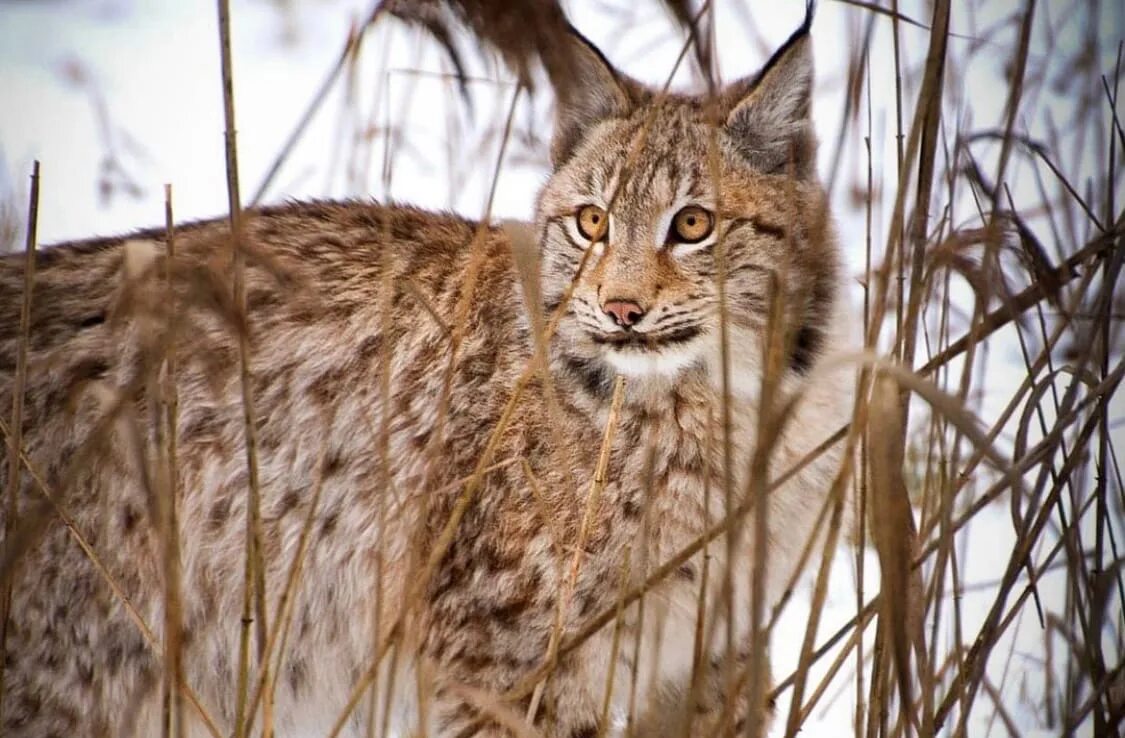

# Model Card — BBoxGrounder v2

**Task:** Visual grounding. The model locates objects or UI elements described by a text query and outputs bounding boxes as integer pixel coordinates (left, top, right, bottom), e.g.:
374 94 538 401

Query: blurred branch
251 4 386 205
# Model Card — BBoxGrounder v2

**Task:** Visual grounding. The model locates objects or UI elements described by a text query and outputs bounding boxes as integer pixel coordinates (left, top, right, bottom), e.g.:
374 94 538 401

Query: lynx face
537 29 838 391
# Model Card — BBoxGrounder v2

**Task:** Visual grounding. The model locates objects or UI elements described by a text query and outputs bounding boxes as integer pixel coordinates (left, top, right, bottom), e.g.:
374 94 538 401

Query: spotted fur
0 22 852 738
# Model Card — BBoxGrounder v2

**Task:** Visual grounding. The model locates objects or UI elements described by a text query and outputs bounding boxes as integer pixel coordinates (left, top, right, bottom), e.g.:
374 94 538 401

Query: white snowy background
1 0 1121 736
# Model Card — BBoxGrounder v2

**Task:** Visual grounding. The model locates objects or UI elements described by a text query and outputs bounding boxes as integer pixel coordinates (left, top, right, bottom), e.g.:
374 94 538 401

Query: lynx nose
602 299 646 328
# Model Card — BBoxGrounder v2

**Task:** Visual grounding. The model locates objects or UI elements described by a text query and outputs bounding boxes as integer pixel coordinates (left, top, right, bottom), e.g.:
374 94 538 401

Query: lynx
0 17 852 738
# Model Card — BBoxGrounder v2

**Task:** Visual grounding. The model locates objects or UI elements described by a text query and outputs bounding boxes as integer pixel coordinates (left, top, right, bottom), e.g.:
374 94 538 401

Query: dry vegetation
2 0 1123 736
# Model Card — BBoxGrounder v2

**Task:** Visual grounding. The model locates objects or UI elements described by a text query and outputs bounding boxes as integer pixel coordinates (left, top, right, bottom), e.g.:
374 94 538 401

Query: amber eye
576 204 608 242
670 206 714 244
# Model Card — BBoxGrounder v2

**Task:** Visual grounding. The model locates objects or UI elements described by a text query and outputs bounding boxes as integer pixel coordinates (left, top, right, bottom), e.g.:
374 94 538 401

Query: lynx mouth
589 325 703 349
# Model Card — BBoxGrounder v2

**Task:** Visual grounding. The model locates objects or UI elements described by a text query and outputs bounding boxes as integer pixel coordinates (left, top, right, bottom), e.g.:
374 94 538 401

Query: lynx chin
0 16 854 738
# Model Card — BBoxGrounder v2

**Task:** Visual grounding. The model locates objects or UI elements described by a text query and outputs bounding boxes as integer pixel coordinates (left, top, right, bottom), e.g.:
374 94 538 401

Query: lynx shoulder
0 19 853 738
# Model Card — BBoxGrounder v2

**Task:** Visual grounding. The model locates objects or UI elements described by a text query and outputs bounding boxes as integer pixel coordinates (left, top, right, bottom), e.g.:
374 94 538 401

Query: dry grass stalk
158 183 186 738
866 373 926 736
252 3 387 205
241 428 335 735
0 160 38 725
527 375 627 720
213 1 271 734
326 80 529 738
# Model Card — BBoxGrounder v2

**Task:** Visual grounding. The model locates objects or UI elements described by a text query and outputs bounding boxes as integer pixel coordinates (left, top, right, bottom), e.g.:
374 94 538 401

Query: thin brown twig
0 160 38 726
214 0 270 732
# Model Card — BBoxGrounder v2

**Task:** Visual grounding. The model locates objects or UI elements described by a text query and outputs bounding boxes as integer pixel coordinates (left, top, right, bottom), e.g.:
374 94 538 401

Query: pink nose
603 299 646 328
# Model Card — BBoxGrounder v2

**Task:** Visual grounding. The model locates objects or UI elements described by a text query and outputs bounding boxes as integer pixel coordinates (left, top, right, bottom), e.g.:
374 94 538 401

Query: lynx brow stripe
728 216 788 241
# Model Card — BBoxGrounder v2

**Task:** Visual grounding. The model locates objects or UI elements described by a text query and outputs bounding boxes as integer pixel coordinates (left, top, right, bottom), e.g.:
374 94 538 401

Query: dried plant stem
770 596 880 705
373 244 396 738
917 230 1117 375
897 0 951 385
867 373 925 736
758 598 874 729
528 376 627 720
679 421 714 738
242 432 333 735
251 1 386 205
426 85 523 545
213 1 269 734
782 443 857 737
597 547 632 738
0 160 37 725
462 424 852 736
742 269 788 738
159 183 186 738
936 360 1124 731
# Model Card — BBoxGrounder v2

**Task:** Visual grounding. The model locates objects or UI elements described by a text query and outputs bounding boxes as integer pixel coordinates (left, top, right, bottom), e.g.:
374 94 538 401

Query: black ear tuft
722 7 818 178
546 27 637 167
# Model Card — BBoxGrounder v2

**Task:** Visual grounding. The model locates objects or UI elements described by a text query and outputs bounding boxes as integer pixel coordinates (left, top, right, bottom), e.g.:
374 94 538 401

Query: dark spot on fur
247 289 280 313
460 650 496 672
676 563 697 582
184 408 220 441
320 509 339 536
277 490 301 516
789 324 822 374
286 658 308 696
488 589 535 628
288 304 319 324
208 497 231 531
560 353 610 399
390 218 418 242
106 642 126 673
78 313 105 329
622 497 641 519
18 692 42 716
308 371 339 406
77 659 94 685
577 590 598 617
324 449 345 476
69 357 109 383
749 216 788 240
411 429 431 450
120 505 140 534
791 265 836 373
459 353 496 383
571 725 599 738
357 334 381 361
299 610 312 637
478 543 516 574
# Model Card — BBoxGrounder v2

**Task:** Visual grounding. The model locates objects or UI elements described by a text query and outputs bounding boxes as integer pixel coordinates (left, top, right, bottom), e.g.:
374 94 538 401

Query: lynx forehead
0 13 852 738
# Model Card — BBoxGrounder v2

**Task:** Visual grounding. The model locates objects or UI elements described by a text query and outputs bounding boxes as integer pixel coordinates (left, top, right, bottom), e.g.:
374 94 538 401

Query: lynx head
536 19 839 397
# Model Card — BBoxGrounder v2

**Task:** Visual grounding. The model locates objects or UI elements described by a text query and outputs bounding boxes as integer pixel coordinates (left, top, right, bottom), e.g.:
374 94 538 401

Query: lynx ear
548 29 637 167
723 21 817 178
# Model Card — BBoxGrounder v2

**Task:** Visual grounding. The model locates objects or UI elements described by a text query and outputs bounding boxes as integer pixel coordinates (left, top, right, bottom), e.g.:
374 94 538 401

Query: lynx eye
575 204 608 242
669 206 714 244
